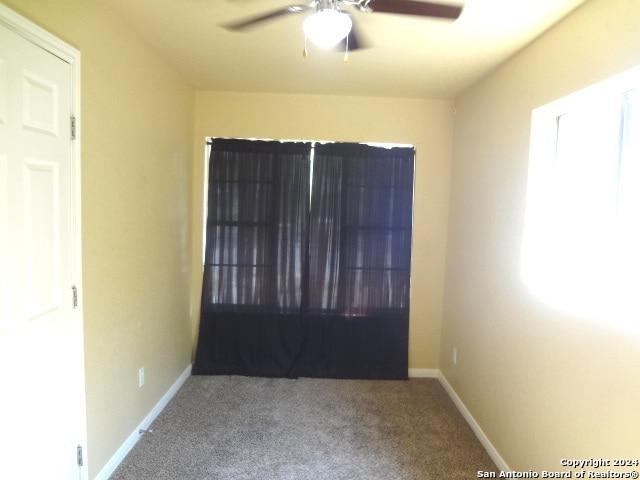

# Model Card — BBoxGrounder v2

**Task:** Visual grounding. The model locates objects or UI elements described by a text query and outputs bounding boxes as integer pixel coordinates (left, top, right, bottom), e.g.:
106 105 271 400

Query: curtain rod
206 138 414 149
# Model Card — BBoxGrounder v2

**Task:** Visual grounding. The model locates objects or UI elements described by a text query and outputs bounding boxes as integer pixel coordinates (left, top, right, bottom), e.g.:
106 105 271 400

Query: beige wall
192 92 454 370
3 0 195 477
443 0 640 470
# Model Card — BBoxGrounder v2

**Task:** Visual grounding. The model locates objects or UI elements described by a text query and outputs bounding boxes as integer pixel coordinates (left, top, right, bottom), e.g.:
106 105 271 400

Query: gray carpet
110 375 497 479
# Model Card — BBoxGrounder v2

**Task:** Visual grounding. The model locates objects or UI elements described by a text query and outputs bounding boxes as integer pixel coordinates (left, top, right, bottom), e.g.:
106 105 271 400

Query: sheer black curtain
193 139 311 377
295 143 414 378
193 139 414 379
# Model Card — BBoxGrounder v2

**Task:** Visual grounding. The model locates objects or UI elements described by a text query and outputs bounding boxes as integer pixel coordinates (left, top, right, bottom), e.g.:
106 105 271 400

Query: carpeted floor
110 375 498 479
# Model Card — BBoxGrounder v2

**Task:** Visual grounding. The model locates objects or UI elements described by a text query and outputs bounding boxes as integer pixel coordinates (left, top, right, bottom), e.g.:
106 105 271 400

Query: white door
0 18 83 480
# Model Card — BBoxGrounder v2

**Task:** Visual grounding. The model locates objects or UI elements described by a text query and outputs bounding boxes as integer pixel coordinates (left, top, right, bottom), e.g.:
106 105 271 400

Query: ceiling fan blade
222 4 311 31
369 0 462 20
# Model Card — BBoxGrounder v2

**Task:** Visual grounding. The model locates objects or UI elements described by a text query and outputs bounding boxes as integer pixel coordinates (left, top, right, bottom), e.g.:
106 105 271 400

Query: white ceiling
99 0 589 99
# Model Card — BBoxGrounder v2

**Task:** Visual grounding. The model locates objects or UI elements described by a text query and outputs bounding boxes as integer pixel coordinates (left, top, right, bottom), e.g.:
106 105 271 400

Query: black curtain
193 139 414 379
193 139 311 377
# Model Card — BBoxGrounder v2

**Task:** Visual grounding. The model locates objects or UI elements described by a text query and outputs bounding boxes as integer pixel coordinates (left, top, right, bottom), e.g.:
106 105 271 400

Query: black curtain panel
193 139 414 379
193 138 311 377
293 143 414 379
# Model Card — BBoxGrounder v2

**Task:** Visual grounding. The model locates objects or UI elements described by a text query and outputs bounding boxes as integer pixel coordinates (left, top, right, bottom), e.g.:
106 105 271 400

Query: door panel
23 70 59 136
0 20 79 480
23 158 61 320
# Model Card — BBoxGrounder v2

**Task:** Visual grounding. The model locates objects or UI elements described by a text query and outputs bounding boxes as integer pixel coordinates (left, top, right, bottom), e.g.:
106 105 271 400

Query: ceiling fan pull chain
303 35 309 58
344 33 349 62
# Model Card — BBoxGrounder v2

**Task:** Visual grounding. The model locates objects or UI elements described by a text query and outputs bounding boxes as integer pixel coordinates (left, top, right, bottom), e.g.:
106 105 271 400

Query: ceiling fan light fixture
303 9 352 48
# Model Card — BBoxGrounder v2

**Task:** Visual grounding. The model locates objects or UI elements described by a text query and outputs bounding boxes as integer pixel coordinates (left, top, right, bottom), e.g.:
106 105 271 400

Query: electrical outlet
138 367 145 387
452 348 457 365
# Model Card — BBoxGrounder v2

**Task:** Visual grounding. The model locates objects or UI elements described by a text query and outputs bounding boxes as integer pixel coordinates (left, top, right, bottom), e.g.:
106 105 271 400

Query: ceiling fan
222 0 463 56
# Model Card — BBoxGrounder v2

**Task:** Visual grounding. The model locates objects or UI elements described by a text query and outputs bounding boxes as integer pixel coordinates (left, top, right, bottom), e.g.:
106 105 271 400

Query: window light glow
522 66 640 333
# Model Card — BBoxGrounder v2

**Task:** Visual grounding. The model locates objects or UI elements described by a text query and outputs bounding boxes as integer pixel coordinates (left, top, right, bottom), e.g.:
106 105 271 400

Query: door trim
0 5 87 479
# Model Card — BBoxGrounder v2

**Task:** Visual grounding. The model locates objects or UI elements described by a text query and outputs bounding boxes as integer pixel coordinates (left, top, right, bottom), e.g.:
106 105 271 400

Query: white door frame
0 4 87 479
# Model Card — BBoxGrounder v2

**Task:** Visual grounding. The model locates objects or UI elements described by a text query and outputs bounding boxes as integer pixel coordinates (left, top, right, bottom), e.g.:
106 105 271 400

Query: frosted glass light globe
303 10 352 48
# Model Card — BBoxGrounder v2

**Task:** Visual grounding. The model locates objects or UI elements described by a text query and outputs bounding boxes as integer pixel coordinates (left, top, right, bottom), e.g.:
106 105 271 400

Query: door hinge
72 285 78 309
71 115 77 140
76 445 83 467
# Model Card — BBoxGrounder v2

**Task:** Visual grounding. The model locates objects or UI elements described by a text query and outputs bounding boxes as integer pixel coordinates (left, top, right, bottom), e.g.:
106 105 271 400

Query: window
522 66 640 329
203 140 310 311
308 143 414 316
202 139 415 317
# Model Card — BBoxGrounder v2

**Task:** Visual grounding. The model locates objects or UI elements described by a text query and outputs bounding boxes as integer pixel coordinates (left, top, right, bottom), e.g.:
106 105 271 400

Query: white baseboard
408 368 439 378
94 364 192 480
437 371 510 472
